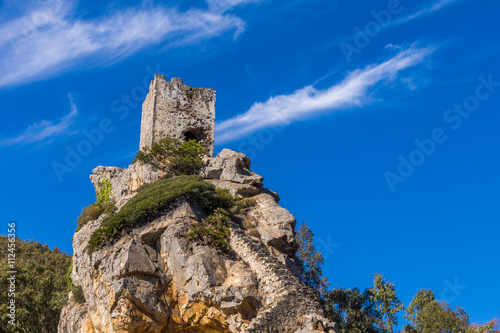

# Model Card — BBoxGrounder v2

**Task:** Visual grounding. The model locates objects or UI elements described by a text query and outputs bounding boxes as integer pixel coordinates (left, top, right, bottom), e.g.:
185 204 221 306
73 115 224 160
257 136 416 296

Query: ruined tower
140 75 216 156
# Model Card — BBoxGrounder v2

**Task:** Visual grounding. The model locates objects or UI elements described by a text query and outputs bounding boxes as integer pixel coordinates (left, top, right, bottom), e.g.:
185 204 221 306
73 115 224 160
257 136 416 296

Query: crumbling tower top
140 75 216 156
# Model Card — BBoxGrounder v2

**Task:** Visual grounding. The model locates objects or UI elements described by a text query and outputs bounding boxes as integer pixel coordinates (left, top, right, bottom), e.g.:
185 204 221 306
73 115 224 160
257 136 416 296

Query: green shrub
186 90 194 99
76 203 102 231
134 136 205 175
233 197 255 213
66 260 85 304
186 208 231 251
96 178 112 205
66 260 74 291
76 202 116 232
88 175 234 254
72 286 85 304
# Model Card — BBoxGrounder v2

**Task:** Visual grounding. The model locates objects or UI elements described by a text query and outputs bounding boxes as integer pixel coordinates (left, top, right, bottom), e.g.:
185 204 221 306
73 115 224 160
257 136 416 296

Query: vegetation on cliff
0 236 70 333
88 175 234 254
186 207 232 251
76 179 116 232
134 136 205 175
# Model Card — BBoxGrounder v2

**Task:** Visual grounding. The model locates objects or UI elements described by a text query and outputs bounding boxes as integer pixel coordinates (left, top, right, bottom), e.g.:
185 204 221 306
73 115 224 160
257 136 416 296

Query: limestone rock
202 149 263 187
205 179 260 198
245 193 299 257
90 162 164 208
59 75 335 332
57 292 94 333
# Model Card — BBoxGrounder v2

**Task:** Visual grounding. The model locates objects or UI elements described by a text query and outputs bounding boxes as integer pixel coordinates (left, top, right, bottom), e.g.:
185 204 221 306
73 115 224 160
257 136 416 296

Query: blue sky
1 0 499 326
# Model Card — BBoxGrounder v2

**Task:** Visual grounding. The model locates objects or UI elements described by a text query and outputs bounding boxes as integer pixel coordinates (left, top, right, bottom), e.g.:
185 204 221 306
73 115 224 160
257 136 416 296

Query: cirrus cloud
0 0 251 88
216 44 435 143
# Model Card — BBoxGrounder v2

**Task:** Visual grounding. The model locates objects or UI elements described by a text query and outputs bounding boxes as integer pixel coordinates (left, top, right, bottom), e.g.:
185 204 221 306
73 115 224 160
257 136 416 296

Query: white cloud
0 94 77 146
215 44 434 143
0 0 248 88
206 0 261 12
393 0 463 25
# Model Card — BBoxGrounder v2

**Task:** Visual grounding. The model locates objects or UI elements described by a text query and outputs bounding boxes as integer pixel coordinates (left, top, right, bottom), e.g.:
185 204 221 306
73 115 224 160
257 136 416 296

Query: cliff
58 76 336 333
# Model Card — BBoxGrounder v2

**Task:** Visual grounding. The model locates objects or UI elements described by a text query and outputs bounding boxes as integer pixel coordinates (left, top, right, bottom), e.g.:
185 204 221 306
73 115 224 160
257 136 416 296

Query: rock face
59 76 335 332
60 149 336 333
140 75 216 156
90 162 164 209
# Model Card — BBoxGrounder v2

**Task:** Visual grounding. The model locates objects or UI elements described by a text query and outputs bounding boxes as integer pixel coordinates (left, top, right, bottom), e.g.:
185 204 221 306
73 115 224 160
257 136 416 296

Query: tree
404 289 470 333
0 236 71 333
368 273 404 333
323 274 403 333
295 222 329 296
324 287 383 333
466 318 499 333
416 301 469 333
134 136 205 175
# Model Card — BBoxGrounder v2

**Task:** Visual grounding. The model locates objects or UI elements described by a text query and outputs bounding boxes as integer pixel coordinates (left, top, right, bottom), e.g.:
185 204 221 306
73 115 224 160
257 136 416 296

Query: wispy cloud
0 0 250 88
0 94 77 146
393 0 463 25
216 44 434 143
206 0 261 12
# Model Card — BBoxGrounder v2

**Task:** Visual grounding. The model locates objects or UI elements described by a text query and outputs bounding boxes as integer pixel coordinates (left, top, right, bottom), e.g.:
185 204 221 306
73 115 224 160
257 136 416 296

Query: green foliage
324 287 383 333
66 260 74 291
96 179 112 205
466 319 499 333
65 259 85 304
72 286 85 304
403 289 436 324
186 208 231 251
134 136 205 175
76 201 116 232
323 274 402 333
0 237 71 333
233 197 255 213
186 90 194 99
88 175 234 254
410 300 469 333
296 222 329 296
367 274 404 333
404 290 470 333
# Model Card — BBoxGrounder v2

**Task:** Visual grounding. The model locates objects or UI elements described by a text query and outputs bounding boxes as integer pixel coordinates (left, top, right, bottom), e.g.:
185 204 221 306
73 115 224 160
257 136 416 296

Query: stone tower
140 74 216 156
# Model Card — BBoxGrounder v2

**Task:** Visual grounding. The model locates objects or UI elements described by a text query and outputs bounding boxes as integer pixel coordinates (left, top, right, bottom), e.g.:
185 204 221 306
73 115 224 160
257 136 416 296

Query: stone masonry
140 75 216 156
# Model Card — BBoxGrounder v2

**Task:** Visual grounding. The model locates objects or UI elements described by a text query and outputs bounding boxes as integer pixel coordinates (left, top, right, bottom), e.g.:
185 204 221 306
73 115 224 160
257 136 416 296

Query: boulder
202 149 263 187
245 193 299 257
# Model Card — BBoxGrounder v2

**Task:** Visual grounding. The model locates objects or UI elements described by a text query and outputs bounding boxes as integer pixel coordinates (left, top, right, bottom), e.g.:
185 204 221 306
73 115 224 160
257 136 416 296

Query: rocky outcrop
202 149 263 187
58 292 94 333
90 162 164 208
61 149 335 332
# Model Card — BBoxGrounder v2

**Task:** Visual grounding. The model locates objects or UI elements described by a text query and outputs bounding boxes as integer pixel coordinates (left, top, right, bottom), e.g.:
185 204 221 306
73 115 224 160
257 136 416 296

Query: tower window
184 131 197 142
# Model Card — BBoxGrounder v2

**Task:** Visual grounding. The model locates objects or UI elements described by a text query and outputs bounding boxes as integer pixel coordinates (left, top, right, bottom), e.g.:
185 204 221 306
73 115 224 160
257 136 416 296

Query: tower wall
139 75 216 156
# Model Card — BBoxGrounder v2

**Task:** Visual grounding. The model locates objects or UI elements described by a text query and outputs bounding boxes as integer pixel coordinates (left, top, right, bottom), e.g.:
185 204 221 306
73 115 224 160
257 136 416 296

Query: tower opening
184 131 197 142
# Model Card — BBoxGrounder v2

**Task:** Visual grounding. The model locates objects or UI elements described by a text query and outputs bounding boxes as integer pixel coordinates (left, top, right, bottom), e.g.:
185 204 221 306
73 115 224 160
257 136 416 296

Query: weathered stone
245 193 299 257
140 75 216 156
202 149 263 187
57 292 94 333
59 76 336 333
206 179 261 198
90 162 164 207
